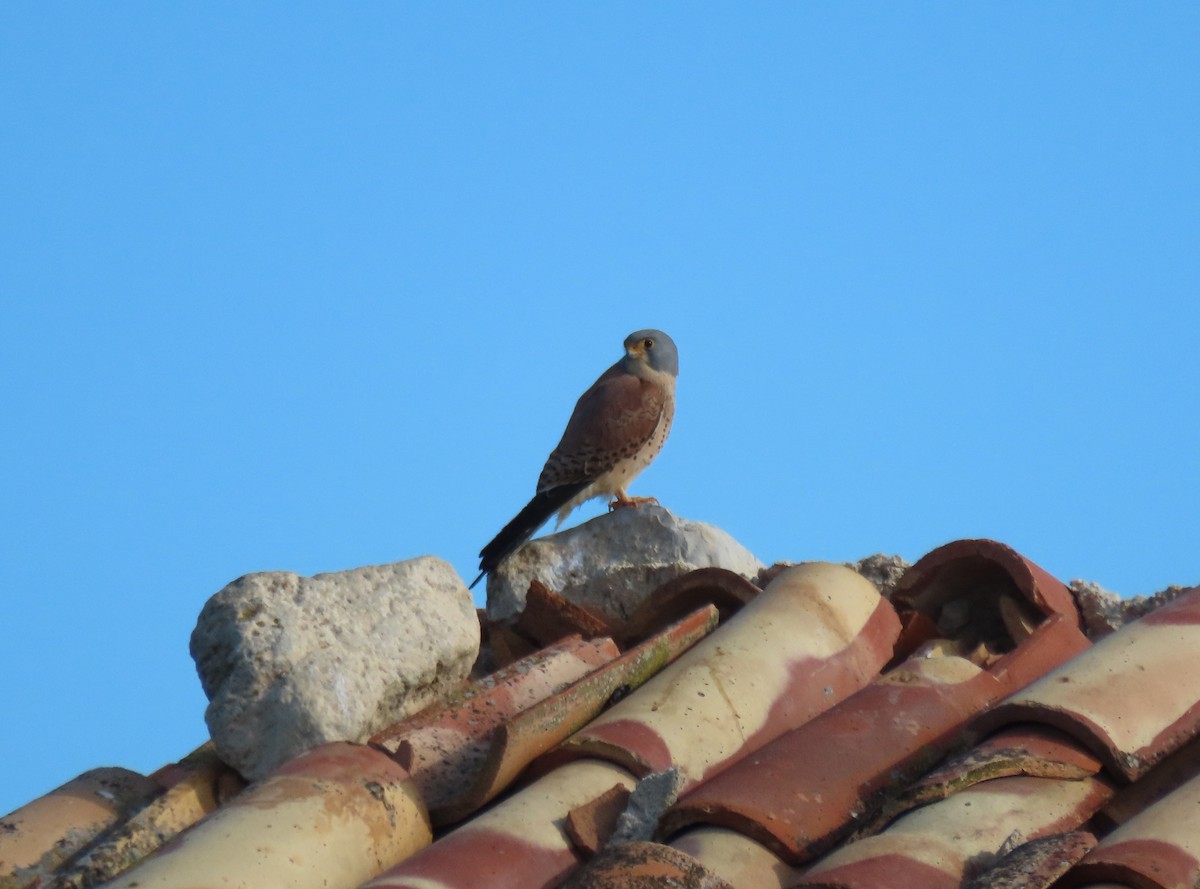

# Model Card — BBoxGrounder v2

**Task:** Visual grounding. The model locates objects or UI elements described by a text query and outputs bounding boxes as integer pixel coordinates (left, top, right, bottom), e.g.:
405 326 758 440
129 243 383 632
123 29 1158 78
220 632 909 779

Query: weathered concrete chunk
486 506 763 622
849 553 911 600
191 556 479 781
1070 578 1199 638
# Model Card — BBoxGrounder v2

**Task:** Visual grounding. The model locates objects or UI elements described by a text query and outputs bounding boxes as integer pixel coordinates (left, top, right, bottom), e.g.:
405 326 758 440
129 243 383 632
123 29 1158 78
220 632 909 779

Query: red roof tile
1064 770 1200 889
430 605 718 824
0 768 160 888
977 588 1200 781
557 564 899 790
368 632 620 819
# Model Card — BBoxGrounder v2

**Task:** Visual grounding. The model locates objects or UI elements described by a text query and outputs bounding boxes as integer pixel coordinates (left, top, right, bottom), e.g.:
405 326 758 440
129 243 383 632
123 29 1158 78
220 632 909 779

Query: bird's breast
596 396 674 494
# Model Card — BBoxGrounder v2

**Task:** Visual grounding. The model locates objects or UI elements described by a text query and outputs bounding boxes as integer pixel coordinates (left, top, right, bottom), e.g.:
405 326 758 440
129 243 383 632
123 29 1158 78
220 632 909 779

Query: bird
471 328 678 589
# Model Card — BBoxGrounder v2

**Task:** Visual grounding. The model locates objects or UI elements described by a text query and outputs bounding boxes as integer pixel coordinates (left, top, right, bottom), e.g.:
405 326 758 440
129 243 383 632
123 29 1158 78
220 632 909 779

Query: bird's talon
609 495 660 511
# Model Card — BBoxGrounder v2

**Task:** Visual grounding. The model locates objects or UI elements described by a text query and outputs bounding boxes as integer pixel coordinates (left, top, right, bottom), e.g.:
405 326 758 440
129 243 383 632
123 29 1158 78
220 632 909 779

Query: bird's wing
537 369 668 491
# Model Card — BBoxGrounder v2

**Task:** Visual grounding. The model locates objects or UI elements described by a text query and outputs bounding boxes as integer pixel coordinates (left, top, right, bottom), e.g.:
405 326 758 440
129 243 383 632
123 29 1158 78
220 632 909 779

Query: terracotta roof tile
664 657 1029 863
1096 735 1200 829
564 784 632 857
977 587 1200 781
98 741 429 889
661 539 1091 866
431 605 718 824
1064 770 1200 889
557 563 899 790
365 758 637 889
52 744 242 889
671 826 808 888
613 566 761 646
795 775 1115 889
353 563 894 889
513 579 618 647
0 767 161 888
961 831 1097 889
562 840 737 889
892 538 1082 626
895 725 1105 812
4 536 1200 889
368 632 620 819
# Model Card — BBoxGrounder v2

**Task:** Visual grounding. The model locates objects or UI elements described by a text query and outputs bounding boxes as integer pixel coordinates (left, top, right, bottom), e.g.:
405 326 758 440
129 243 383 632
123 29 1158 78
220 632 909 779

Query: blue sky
2 5 1197 816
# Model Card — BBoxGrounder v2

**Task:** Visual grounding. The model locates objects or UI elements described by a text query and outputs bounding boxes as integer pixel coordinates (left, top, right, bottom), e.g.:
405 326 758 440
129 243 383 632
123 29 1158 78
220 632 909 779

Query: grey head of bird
622 328 679 379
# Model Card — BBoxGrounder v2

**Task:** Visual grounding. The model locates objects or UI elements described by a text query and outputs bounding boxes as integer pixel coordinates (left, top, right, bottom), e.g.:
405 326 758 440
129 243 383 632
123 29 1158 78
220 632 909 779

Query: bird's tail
471 482 588 589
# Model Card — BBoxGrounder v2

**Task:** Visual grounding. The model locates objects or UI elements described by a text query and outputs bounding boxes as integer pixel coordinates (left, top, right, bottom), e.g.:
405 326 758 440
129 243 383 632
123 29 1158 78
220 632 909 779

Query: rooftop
3 530 1198 889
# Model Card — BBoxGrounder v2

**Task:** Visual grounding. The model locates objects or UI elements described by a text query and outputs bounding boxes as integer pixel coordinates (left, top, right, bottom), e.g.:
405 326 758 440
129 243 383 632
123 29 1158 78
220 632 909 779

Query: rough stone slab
485 506 763 622
191 556 479 780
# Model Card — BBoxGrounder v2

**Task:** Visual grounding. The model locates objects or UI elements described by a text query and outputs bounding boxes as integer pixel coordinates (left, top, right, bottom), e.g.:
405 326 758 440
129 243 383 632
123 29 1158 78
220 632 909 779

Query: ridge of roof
3 538 1198 889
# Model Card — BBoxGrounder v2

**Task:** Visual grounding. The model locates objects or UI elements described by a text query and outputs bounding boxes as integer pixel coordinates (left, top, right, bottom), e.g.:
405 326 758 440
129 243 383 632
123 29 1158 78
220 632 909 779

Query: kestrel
471 329 679 589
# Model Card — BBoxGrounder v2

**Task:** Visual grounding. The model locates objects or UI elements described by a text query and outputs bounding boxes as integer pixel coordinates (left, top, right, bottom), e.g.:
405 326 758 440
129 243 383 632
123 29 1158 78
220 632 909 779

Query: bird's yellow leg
608 489 660 511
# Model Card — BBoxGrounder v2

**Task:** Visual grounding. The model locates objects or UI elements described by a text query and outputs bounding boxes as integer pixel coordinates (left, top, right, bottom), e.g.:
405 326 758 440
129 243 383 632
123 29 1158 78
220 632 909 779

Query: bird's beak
627 343 645 360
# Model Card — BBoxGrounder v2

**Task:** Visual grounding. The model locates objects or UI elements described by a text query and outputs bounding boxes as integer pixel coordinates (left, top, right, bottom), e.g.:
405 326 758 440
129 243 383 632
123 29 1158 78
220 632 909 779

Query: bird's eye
643 338 655 349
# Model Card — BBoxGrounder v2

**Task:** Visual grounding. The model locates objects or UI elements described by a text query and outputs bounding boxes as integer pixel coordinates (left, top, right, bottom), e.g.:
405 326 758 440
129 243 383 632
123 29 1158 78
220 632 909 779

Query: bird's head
623 329 679 378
